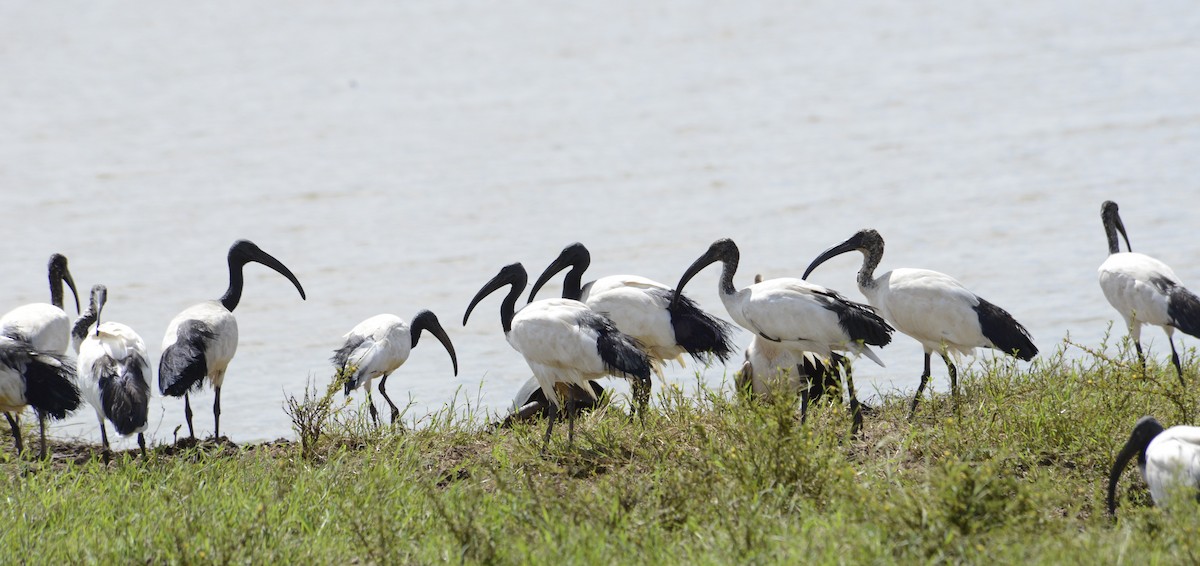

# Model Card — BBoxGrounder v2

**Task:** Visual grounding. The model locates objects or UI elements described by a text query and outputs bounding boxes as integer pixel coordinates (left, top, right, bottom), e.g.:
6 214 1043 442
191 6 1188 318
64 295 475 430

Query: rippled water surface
3 2 1199 446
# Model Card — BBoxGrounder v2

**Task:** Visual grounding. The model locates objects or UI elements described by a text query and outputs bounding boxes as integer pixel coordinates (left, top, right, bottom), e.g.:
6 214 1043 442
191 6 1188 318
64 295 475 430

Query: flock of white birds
0 200 1196 515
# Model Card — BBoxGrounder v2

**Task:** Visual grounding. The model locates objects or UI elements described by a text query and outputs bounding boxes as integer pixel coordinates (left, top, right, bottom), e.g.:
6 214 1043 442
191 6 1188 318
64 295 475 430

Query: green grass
4 333 1200 564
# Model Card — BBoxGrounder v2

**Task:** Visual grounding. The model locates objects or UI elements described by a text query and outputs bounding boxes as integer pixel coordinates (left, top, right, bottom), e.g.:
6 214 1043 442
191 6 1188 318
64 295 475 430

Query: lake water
2 1 1199 447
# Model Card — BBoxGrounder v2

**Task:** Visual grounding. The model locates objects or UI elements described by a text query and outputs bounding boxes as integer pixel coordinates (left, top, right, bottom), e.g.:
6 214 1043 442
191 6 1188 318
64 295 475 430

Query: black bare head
528 242 591 303
672 238 740 308
47 253 81 315
1107 416 1165 516
409 310 459 376
463 263 528 333
803 229 885 289
221 239 307 311
1101 200 1132 255
90 285 108 335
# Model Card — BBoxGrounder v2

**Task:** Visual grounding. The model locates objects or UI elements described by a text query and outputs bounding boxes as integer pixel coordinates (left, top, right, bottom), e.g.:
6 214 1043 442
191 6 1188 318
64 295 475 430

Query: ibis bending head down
158 239 306 440
490 376 606 431
526 242 733 410
1098 201 1200 384
332 310 458 425
1107 416 1200 516
0 336 79 458
74 285 152 457
673 238 893 431
0 253 81 354
463 263 651 451
803 229 1038 418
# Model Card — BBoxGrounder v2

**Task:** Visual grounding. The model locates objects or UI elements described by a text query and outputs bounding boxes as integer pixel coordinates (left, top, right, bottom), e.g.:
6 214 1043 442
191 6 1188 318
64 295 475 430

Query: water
2 1 1198 447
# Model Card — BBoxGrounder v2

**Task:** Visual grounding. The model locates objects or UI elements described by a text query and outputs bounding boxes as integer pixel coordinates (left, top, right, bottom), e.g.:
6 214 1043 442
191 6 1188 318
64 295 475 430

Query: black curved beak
91 284 107 335
463 263 527 330
236 240 307 300
1107 433 1142 516
62 268 81 315
528 243 589 304
411 310 459 376
1114 215 1132 253
802 235 862 281
672 241 727 309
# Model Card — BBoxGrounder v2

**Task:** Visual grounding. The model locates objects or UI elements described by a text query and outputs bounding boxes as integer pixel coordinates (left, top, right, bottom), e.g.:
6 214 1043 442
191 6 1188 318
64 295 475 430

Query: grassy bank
3 334 1200 564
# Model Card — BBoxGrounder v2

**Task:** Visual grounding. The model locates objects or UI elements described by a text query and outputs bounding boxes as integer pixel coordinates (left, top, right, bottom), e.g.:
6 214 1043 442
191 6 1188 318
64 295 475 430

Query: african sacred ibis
74 285 152 457
526 242 734 410
0 253 81 354
803 229 1038 418
490 376 605 431
463 263 651 450
158 239 306 440
673 238 892 430
0 336 79 457
1108 416 1200 516
332 310 459 425
1098 201 1200 384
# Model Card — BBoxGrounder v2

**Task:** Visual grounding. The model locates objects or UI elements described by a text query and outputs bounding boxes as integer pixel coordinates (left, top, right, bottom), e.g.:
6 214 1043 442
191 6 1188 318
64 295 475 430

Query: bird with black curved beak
803 229 1037 418
1108 416 1200 516
0 253 81 354
158 239 306 441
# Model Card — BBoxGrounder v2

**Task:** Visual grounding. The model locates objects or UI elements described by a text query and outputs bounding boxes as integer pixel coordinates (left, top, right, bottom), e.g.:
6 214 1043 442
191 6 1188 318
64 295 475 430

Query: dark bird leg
844 359 863 437
213 385 222 440
1169 335 1186 386
184 393 195 439
909 353 933 419
541 402 559 454
138 433 146 458
1134 341 1146 373
99 421 111 463
37 410 47 459
378 373 401 424
942 354 959 398
364 388 380 426
5 413 22 455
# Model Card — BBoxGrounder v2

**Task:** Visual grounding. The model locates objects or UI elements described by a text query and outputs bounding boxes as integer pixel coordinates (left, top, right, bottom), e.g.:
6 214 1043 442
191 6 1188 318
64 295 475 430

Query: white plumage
1108 416 1200 515
803 229 1037 417
0 335 79 457
1097 201 1200 383
75 285 152 456
0 253 80 354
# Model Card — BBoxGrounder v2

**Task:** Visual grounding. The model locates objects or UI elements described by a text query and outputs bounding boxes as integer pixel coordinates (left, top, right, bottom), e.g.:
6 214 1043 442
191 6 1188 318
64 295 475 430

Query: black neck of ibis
1101 200 1132 255
673 238 740 308
1107 416 1164 516
528 242 590 303
72 285 106 344
47 254 80 315
803 229 884 291
219 240 307 312
464 263 528 334
410 310 459 376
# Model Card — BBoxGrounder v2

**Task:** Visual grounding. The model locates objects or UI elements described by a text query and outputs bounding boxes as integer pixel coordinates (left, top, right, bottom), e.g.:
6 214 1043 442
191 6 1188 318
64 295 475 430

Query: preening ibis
0 253 81 354
331 310 459 425
0 336 79 457
803 229 1038 418
673 238 893 431
490 376 605 431
158 240 306 440
463 263 651 450
1098 201 1200 384
74 285 152 457
526 242 733 410
1108 416 1200 515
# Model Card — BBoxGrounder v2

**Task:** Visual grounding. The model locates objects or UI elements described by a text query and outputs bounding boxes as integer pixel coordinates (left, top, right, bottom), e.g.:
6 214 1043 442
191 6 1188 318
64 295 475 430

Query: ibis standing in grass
0 253 81 354
1097 201 1200 384
526 242 734 409
673 239 893 432
489 376 605 431
803 229 1038 418
463 263 651 450
158 240 306 440
0 336 79 457
332 310 459 425
74 285 152 457
1108 416 1200 516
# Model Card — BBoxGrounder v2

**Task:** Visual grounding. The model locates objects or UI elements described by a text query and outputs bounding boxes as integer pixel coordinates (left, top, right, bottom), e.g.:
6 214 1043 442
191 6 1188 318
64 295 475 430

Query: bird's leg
184 393 195 440
1169 335 1186 386
1134 341 1146 373
364 388 380 426
844 359 863 437
37 410 47 460
213 386 222 440
138 433 146 458
5 413 22 455
540 402 559 454
378 374 401 425
100 421 110 463
942 354 958 398
909 353 932 420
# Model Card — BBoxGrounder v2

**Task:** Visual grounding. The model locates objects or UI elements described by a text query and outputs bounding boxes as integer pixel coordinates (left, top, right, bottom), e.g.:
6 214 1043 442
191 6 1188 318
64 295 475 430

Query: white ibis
1108 416 1200 515
490 376 605 431
331 310 459 425
463 263 651 450
0 336 80 458
158 239 306 440
74 285 152 458
803 229 1038 418
1098 201 1200 384
673 238 893 430
526 242 734 411
0 253 81 354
